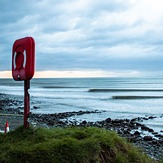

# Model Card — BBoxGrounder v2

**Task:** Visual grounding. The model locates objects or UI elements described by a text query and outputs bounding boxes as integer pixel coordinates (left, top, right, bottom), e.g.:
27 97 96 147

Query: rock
130 118 137 122
158 140 163 144
155 134 163 139
143 136 153 141
148 128 154 133
151 140 160 146
141 125 151 131
112 119 122 124
123 129 130 134
143 117 149 120
137 117 143 122
33 106 39 109
47 121 54 126
134 131 140 136
148 116 157 119
125 119 130 123
105 118 111 123
81 120 87 125
152 132 158 135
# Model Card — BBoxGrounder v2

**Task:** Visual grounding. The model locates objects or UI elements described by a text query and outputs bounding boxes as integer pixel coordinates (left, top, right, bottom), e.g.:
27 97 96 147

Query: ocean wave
88 89 163 92
112 96 163 100
56 103 90 110
42 86 85 89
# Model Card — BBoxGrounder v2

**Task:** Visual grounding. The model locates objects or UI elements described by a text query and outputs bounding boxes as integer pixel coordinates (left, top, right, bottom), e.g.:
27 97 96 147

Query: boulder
143 136 152 141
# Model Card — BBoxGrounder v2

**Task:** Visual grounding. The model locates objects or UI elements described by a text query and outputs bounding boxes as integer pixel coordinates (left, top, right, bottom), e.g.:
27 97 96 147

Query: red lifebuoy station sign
12 37 35 81
12 36 35 128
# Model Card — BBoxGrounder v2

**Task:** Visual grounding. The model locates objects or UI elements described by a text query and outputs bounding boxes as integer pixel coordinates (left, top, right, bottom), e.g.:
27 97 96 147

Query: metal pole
24 80 30 128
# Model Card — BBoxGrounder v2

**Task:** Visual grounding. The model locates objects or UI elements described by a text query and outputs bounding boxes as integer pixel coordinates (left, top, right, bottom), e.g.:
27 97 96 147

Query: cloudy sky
0 0 163 78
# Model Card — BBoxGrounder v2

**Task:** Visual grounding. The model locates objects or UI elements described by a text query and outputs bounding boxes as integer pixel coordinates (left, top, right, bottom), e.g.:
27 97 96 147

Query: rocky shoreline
0 93 163 160
29 112 163 160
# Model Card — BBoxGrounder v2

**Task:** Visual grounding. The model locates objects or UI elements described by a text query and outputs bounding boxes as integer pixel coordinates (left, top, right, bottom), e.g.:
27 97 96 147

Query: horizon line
0 70 159 78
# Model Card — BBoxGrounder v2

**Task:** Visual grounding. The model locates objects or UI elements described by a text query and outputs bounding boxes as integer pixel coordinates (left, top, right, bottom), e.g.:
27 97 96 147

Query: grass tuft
0 126 157 162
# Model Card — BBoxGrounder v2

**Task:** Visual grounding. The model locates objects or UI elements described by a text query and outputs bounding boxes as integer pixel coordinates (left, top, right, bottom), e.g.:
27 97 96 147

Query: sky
0 0 163 78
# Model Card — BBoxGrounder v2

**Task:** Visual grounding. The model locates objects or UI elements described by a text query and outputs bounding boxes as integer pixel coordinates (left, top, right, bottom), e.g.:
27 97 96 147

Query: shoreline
0 93 162 160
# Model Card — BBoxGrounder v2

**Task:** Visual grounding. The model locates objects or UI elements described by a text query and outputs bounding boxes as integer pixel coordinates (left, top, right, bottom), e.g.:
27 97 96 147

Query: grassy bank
0 126 161 163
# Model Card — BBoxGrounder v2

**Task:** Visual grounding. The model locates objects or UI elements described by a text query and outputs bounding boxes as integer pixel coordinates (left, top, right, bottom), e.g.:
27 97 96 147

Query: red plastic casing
12 37 35 80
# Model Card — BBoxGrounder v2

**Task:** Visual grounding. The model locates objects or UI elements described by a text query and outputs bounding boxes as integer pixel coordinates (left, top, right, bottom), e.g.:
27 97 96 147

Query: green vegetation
0 126 158 163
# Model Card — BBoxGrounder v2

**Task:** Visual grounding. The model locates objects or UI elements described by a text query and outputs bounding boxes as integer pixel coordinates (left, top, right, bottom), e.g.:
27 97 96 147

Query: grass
0 126 160 163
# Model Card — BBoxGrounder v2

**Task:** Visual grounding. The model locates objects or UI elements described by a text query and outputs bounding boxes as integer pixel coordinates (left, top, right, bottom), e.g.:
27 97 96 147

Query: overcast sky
0 0 163 77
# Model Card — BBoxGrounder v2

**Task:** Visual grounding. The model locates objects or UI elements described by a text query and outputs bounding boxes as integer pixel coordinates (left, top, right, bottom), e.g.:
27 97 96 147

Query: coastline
0 93 163 160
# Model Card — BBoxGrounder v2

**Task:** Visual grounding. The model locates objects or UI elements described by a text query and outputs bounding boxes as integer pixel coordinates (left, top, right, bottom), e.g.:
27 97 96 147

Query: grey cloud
0 0 163 75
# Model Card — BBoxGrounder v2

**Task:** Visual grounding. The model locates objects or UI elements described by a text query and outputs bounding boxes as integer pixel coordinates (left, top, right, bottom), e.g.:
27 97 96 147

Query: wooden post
24 80 30 128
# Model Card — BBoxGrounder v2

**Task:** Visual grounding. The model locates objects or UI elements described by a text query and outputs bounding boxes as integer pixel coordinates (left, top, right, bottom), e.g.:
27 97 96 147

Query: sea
0 77 163 134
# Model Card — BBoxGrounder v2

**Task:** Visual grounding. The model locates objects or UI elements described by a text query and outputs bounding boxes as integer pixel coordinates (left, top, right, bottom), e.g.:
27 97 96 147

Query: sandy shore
0 93 163 160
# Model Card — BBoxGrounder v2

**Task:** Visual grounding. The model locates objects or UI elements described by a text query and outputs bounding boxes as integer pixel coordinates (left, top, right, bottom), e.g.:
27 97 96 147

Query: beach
0 92 163 160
